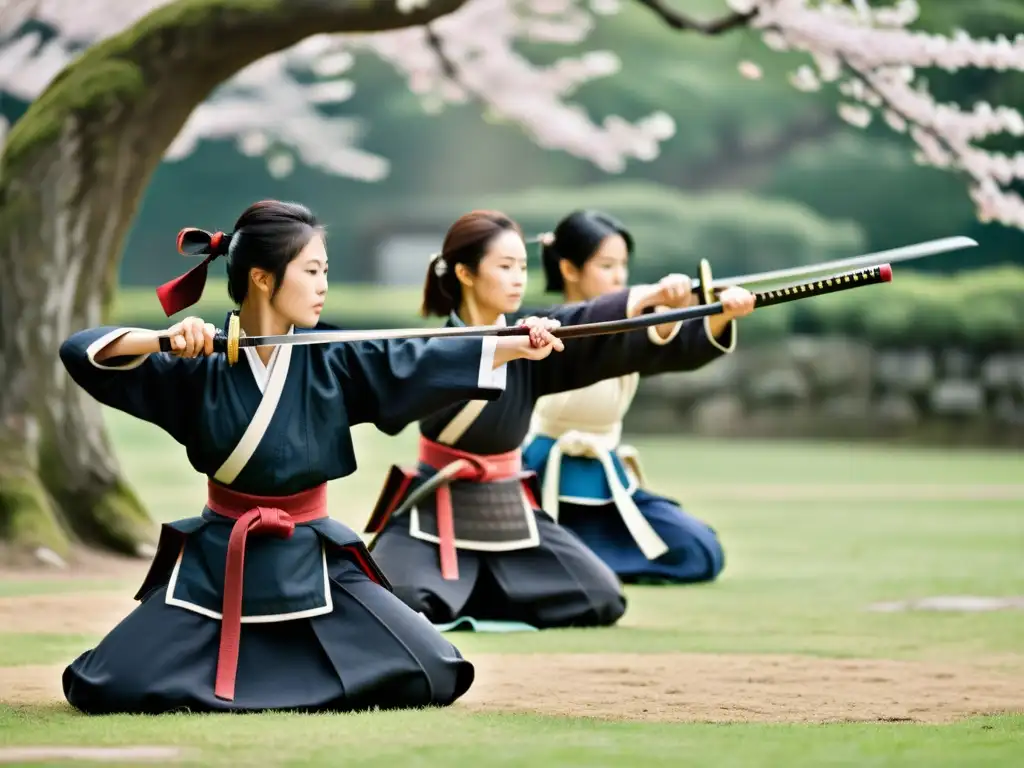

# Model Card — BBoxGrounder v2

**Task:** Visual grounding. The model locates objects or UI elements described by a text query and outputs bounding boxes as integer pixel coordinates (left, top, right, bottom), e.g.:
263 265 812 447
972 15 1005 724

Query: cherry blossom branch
351 0 678 173
423 23 458 81
735 0 1024 229
633 0 756 34
4 0 1024 231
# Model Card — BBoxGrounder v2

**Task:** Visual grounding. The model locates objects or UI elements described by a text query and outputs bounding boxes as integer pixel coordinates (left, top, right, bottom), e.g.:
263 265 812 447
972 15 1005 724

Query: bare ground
3 653 1022 724
461 652 1024 724
0 591 139 634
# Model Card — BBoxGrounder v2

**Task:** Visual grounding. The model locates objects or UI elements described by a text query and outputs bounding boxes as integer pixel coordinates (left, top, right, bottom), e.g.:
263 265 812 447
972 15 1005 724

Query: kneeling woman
59 200 560 715
522 210 751 585
365 210 752 629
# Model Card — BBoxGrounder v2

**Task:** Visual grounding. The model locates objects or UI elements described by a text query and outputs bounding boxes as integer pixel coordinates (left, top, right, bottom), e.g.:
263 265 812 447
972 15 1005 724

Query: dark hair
421 210 523 317
158 200 323 317
540 210 634 293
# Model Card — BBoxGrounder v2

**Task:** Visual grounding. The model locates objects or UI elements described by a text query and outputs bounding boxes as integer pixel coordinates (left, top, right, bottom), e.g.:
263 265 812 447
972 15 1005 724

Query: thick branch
633 0 756 34
0 0 472 556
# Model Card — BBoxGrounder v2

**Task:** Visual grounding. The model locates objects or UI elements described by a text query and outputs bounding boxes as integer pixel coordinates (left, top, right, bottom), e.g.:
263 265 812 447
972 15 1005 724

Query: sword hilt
752 263 892 308
156 312 241 365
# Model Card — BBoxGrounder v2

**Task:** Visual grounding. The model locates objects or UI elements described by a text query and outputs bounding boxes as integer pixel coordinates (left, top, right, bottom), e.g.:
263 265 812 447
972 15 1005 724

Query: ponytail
535 231 563 293
420 253 460 317
420 210 523 318
538 210 635 296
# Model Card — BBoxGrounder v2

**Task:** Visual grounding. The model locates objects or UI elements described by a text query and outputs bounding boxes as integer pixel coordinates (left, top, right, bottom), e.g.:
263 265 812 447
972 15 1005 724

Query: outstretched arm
330 333 556 435
529 281 750 397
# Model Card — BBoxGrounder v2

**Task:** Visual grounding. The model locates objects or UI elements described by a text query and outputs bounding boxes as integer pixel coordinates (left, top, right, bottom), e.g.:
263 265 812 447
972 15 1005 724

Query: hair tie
209 231 226 254
155 228 230 317
432 253 448 278
530 231 555 246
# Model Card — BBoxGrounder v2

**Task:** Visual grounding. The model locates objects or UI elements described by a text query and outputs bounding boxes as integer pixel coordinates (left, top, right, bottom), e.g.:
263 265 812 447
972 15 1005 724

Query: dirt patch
0 592 137 634
4 653 1023 724
868 596 1024 612
0 665 65 705
0 746 182 763
458 652 1024 723
0 546 150 581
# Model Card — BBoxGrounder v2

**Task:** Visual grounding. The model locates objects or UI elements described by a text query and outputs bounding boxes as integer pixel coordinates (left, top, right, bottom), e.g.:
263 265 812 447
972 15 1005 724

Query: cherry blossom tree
1 0 1021 562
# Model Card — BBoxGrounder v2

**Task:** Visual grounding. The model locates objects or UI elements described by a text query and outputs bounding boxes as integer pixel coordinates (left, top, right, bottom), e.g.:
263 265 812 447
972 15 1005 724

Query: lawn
1 410 1022 765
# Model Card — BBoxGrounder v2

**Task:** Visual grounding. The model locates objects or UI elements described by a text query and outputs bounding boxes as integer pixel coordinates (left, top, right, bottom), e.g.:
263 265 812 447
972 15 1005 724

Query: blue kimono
521 312 733 584
365 289 733 630
58 316 508 715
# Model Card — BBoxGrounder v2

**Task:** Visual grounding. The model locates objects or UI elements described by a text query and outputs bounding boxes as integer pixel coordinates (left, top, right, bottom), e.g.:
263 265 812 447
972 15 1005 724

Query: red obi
367 436 538 582
205 481 328 703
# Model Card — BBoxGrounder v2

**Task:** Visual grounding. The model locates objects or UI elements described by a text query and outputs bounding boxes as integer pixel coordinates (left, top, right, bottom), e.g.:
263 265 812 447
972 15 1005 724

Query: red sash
417 437 535 581
205 481 328 702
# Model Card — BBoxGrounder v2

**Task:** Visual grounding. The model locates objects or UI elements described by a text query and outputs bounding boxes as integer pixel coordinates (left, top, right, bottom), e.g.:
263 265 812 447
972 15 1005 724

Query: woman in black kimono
58 199 562 715
365 209 755 631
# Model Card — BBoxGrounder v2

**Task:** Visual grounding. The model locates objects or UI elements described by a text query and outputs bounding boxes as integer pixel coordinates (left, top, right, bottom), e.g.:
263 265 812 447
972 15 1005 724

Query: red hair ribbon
155 228 228 317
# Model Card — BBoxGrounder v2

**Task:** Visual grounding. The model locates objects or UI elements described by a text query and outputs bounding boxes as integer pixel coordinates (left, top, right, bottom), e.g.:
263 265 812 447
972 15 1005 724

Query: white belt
541 430 668 560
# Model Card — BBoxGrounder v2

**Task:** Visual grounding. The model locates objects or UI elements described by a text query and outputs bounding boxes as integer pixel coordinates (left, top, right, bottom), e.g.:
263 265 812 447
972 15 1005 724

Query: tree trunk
0 0 469 564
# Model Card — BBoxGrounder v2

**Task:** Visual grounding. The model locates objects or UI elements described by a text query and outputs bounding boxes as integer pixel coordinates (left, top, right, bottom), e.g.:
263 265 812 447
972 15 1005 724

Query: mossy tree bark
0 0 468 562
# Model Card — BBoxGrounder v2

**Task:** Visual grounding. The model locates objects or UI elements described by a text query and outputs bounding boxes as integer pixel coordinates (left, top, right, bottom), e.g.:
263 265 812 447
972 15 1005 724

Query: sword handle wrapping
752 264 892 309
155 313 239 365
157 334 229 353
526 262 892 341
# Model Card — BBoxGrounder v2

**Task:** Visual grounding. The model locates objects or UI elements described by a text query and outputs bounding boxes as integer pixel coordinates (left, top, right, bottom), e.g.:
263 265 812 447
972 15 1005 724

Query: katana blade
192 262 894 357
699 235 976 292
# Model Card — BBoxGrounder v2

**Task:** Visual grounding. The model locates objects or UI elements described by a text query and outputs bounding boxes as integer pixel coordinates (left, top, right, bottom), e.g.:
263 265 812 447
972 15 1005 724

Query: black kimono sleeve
529 289 737 397
59 326 207 444
328 336 508 435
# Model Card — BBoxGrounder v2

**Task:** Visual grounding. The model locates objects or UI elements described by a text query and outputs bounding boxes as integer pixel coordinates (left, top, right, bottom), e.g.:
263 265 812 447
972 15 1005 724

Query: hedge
111 265 1024 348
359 181 868 283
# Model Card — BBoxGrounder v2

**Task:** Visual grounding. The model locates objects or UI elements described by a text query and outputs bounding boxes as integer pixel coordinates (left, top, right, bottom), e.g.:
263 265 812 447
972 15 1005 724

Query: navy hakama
366 289 735 628
58 318 508 714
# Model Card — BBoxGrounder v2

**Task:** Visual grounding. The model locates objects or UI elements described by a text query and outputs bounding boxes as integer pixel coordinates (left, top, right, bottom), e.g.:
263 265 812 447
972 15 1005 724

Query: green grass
2 410 1023 764
0 708 1021 767
0 579 126 599
0 707 1018 767
0 635 97 667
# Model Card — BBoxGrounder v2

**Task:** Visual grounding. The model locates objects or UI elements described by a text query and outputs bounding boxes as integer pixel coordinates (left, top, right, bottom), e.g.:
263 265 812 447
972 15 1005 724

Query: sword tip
948 235 979 248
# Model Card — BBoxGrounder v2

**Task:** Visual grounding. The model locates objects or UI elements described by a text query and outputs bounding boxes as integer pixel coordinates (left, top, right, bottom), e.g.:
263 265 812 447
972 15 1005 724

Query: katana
692 235 975 295
158 263 894 365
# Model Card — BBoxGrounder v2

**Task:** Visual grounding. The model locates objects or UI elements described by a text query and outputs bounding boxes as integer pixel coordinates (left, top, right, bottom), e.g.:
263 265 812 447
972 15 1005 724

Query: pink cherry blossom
1 0 1021 229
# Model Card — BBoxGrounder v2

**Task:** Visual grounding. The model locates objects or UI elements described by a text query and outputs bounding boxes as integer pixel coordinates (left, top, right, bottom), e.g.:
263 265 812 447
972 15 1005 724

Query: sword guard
225 311 240 366
206 312 240 364
697 258 714 306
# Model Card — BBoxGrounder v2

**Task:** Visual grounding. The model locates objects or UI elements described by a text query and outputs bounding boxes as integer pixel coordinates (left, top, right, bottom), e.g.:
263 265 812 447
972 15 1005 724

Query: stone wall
627 337 1024 447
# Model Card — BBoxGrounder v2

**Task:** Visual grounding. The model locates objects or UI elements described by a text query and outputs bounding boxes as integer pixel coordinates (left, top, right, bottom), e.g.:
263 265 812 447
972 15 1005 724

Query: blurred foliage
744 264 1024 348
395 180 866 281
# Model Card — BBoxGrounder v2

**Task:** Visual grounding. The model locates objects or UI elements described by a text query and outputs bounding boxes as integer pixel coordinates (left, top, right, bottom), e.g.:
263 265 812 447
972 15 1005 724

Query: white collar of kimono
240 324 294 394
447 311 507 328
